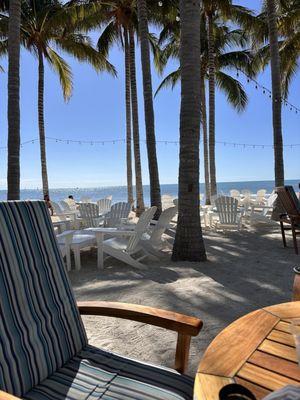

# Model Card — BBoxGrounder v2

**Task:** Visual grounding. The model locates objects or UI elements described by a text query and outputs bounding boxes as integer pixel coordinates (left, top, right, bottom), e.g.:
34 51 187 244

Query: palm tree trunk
201 75 210 205
266 0 284 187
207 12 217 198
38 50 50 198
7 0 21 200
137 0 162 219
124 27 134 206
172 0 207 262
129 27 145 216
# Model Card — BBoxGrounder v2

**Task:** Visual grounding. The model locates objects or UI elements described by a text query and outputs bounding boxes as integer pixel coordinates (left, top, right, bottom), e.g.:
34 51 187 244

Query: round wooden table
194 302 300 400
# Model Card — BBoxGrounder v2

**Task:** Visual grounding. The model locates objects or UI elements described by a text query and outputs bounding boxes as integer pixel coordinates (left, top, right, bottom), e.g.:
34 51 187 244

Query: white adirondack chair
102 206 157 269
249 191 278 225
140 206 178 256
230 189 241 204
56 230 97 271
78 203 101 228
97 197 112 215
103 201 132 227
254 189 267 206
214 196 243 230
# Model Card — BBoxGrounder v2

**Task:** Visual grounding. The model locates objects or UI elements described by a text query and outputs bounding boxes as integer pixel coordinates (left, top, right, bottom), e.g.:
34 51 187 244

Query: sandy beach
69 222 299 376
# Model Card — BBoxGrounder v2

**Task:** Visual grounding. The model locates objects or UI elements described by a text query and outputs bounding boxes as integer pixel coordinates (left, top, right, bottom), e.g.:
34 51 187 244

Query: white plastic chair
214 196 243 230
103 201 132 227
102 206 157 269
249 191 277 225
97 197 112 215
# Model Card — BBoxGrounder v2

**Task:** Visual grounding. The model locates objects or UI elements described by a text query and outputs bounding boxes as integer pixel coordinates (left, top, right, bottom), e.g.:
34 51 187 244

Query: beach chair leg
74 247 81 271
291 222 299 255
280 221 287 248
65 246 72 271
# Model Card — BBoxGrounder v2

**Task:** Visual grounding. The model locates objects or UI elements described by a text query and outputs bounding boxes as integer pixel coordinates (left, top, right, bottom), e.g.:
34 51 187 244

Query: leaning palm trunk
207 13 217 198
7 0 21 200
124 28 134 206
266 0 284 187
172 0 207 262
201 75 210 205
129 27 145 216
137 0 162 219
38 50 50 198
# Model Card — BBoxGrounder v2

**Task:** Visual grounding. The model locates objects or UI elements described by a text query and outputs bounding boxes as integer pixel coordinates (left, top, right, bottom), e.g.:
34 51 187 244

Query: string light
0 136 299 151
236 67 300 115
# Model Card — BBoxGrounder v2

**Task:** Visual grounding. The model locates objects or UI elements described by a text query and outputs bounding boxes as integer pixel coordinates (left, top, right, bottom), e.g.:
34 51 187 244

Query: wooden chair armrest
78 301 202 336
77 301 203 374
0 391 21 399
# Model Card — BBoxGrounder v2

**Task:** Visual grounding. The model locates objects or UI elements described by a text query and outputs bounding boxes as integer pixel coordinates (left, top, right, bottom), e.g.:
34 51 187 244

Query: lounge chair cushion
24 345 194 400
0 201 87 397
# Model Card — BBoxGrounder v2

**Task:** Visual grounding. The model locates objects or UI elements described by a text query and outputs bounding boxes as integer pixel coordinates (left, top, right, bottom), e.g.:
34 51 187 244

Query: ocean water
0 180 299 204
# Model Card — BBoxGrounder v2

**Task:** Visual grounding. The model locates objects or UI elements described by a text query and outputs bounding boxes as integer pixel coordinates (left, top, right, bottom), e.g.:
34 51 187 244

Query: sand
69 221 299 377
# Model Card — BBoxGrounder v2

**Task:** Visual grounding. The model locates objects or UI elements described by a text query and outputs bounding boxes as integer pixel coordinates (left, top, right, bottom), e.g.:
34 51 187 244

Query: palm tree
137 0 162 218
172 0 206 261
156 24 252 204
7 0 21 200
124 27 134 206
1 0 115 198
265 0 284 187
129 25 145 215
97 1 145 214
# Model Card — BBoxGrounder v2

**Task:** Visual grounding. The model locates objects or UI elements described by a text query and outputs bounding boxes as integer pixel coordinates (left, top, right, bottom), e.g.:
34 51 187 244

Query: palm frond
46 47 73 101
155 68 181 97
216 71 248 112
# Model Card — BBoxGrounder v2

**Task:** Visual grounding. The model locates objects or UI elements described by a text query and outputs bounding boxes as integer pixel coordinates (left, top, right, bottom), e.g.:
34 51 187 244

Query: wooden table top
194 302 300 400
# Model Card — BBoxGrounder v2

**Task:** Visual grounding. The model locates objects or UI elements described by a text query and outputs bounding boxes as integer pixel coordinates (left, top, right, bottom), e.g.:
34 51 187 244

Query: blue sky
0 0 299 189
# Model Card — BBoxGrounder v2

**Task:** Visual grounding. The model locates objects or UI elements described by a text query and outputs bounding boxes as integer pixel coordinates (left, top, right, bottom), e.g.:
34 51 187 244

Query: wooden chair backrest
215 196 239 225
276 186 300 217
105 202 131 227
97 198 112 214
150 206 178 246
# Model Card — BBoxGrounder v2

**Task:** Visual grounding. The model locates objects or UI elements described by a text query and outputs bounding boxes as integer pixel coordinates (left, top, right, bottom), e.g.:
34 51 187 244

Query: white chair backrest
215 196 239 224
261 191 277 216
80 197 91 203
127 207 157 252
59 200 71 212
242 189 251 199
150 206 178 246
51 201 63 215
256 189 267 204
79 203 99 227
230 189 240 199
105 202 131 227
64 198 77 211
97 198 112 214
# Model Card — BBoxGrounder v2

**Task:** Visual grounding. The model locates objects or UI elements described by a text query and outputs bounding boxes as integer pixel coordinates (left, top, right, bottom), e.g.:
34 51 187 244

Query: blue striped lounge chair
0 201 202 399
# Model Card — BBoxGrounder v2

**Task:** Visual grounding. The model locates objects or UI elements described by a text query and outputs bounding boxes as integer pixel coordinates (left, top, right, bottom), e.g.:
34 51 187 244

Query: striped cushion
24 345 194 400
0 201 87 397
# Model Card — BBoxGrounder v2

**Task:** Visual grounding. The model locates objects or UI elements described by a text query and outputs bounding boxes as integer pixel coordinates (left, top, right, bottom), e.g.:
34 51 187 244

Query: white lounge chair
97 197 112 215
56 230 96 270
141 206 178 256
214 196 243 230
249 191 278 225
103 201 132 227
102 206 157 269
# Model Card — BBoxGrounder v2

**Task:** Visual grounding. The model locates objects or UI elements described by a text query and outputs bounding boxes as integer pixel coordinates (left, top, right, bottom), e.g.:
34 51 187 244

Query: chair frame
0 301 202 399
276 186 300 255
